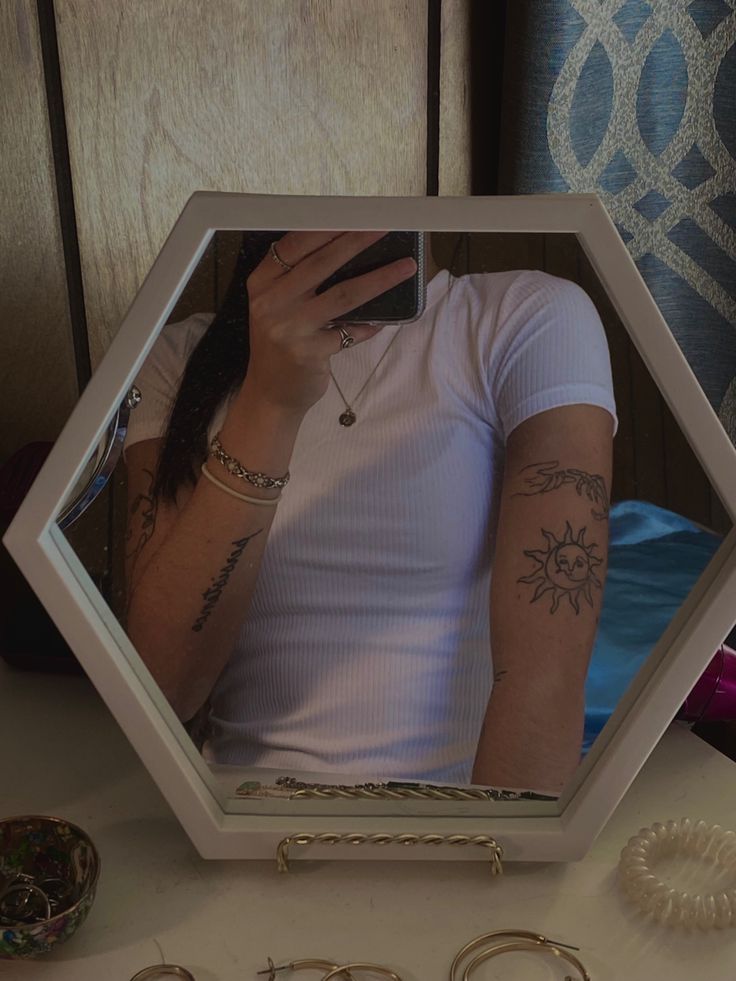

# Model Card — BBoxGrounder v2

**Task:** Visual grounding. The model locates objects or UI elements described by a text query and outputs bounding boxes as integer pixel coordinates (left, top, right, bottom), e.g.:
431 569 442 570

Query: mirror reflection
61 230 730 802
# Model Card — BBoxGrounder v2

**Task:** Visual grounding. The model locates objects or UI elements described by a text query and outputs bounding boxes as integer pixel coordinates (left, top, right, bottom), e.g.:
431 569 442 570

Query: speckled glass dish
0 815 100 958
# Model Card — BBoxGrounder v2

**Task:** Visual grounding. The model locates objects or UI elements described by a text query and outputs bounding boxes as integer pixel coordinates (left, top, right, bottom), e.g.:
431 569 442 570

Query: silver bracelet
209 434 290 489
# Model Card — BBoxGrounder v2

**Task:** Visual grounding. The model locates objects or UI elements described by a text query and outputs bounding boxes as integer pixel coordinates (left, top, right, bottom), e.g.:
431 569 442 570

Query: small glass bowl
0 815 101 958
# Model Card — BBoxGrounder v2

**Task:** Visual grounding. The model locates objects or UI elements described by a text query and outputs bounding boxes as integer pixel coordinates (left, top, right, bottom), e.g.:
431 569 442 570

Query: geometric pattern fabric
502 0 736 441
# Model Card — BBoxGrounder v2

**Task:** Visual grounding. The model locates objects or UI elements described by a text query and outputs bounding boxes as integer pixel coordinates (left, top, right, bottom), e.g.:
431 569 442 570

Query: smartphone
315 231 426 324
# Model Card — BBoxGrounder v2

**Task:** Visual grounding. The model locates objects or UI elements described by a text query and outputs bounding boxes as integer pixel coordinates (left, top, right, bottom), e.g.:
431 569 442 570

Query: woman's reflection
123 231 616 795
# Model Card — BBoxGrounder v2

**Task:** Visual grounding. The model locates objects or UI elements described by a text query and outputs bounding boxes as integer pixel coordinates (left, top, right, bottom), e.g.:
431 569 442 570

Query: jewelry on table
458 940 590 981
257 956 355 979
450 929 581 981
0 877 52 925
618 817 736 928
0 867 77 925
329 324 404 427
321 964 403 981
270 241 294 271
129 966 196 981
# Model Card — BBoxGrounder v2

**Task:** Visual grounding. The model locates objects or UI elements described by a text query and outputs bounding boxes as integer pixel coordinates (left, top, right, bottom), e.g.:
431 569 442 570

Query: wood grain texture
55 0 430 367
0 0 77 464
439 0 471 194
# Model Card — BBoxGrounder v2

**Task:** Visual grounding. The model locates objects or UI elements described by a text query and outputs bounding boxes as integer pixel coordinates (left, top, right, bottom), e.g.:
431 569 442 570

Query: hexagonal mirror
5 194 736 868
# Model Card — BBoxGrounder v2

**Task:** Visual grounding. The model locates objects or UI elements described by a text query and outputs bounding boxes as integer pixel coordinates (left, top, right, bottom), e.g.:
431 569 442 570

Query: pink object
678 645 736 723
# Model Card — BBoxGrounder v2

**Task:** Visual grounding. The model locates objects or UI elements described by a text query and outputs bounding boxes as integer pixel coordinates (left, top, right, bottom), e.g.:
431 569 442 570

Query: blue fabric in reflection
583 500 723 753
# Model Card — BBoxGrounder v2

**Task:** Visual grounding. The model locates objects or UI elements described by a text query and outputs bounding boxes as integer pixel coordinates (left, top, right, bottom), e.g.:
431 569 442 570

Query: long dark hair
151 231 467 503
152 232 281 504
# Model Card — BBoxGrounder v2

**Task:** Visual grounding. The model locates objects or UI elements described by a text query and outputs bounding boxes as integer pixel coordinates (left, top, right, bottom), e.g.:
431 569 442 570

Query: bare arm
125 230 417 722
124 391 301 722
471 404 614 794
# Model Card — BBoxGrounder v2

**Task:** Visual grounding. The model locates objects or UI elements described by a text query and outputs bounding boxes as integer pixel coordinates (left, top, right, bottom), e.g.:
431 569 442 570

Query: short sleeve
123 313 213 457
489 272 618 440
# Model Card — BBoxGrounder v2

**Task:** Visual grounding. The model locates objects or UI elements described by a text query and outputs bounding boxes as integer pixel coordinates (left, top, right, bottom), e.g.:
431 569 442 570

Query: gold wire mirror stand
276 832 503 874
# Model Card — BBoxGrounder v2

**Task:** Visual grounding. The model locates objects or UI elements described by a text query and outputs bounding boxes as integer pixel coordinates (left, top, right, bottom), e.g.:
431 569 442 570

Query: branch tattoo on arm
125 468 158 584
513 460 609 520
518 521 603 614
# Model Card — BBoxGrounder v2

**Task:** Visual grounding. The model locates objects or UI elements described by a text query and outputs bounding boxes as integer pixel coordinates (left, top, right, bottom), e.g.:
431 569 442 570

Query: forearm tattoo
513 460 609 520
191 530 262 632
126 468 158 583
518 521 603 614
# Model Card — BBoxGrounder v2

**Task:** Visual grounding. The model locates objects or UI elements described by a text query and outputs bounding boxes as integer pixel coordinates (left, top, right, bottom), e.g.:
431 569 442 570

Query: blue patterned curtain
498 0 736 442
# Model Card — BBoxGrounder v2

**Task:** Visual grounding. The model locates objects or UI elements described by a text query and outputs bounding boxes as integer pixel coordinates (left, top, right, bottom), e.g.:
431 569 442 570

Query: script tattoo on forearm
191 530 263 632
518 521 603 614
513 460 609 520
126 468 158 583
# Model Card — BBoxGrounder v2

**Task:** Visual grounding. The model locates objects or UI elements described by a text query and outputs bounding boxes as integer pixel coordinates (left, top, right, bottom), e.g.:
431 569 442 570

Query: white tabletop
1 659 735 980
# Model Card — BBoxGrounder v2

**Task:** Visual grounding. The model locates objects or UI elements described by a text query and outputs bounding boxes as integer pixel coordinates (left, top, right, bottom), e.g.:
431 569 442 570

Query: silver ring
129 966 196 981
269 241 293 271
338 327 355 349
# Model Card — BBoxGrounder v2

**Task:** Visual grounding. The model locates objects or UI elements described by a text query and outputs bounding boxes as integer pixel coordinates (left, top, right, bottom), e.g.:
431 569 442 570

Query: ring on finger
338 327 355 349
269 241 294 271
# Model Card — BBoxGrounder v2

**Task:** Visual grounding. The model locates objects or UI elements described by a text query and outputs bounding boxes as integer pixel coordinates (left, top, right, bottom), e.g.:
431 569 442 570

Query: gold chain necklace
328 324 405 426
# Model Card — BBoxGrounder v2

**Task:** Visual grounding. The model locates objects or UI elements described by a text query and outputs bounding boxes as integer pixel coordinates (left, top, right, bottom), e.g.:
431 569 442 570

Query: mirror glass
59 230 732 812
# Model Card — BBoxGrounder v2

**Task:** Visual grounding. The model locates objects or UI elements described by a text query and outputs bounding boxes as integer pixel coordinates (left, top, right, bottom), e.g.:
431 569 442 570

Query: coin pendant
339 410 356 427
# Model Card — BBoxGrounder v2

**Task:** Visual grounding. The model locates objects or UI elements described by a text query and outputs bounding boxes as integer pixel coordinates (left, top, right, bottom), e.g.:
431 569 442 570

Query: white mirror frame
5 193 736 866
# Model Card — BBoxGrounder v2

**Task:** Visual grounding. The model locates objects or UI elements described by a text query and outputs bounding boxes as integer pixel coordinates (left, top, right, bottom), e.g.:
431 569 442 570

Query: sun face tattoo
518 522 603 614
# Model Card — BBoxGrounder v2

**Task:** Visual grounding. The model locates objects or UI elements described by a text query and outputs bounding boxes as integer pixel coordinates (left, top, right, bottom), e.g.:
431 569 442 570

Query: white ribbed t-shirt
126 269 618 782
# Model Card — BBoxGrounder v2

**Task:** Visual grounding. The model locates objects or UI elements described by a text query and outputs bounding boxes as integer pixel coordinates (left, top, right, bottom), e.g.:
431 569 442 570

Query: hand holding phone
241 231 418 417
315 230 426 324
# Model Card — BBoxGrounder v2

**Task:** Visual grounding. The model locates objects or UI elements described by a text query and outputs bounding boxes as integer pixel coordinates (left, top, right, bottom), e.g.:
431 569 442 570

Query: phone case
316 231 426 325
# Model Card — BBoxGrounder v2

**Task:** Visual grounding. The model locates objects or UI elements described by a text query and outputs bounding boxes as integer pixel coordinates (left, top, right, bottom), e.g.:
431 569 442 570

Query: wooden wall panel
439 0 472 195
55 0 430 368
0 0 76 464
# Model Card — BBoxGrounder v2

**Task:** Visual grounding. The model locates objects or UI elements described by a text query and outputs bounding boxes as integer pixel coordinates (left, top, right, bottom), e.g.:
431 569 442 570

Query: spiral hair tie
618 818 736 929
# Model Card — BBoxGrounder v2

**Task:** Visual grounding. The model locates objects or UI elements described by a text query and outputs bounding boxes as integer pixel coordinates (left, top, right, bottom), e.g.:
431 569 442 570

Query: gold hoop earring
320 964 403 981
450 929 580 981
461 940 590 981
257 957 354 980
129 967 196 981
